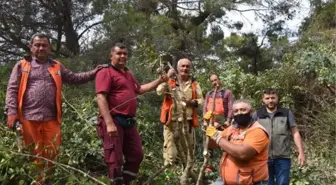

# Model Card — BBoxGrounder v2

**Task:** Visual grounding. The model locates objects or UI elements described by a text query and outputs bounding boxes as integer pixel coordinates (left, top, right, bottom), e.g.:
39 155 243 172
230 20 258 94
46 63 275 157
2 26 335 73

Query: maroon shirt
95 66 140 117
6 58 96 121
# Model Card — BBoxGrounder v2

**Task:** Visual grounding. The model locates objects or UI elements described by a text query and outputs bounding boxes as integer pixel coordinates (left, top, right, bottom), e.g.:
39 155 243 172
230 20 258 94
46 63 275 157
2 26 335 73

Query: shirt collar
31 57 53 67
111 64 129 71
210 87 224 93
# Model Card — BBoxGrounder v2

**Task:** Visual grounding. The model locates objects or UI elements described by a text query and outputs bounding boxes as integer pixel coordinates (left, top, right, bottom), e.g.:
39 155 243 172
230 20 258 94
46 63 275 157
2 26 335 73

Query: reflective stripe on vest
18 59 63 123
159 78 199 127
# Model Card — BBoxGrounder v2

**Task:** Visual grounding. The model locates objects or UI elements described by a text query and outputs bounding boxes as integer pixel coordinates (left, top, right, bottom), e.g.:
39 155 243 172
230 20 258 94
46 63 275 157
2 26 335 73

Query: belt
113 115 136 128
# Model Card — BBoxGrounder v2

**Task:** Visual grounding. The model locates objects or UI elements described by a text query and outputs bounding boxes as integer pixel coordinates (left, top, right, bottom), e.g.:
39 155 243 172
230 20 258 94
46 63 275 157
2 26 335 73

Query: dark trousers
99 118 143 185
268 158 291 185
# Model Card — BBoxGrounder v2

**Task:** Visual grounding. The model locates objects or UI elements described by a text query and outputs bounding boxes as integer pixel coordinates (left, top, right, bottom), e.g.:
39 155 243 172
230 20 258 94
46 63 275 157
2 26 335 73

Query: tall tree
0 0 102 62
93 0 300 72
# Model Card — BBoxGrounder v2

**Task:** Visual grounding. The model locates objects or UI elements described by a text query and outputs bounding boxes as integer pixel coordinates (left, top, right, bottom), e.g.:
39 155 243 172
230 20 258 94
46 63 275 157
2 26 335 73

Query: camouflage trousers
163 120 195 166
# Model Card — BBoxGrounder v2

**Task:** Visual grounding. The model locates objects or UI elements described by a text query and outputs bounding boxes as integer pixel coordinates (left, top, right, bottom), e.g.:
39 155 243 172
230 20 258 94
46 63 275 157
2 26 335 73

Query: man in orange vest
157 58 204 167
206 99 269 185
5 33 102 184
203 73 234 173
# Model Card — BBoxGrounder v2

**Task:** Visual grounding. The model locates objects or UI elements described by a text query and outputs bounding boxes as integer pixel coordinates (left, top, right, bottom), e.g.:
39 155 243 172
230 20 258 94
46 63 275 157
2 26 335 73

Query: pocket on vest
236 169 254 185
276 135 290 156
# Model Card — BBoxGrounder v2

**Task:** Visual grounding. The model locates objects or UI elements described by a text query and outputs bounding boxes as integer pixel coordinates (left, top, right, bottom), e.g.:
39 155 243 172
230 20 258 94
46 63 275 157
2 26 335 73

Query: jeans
268 158 291 185
210 177 268 185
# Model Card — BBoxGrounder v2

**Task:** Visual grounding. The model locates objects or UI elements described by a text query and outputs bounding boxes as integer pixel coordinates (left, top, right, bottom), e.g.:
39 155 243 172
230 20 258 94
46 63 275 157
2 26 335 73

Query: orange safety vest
17 58 63 124
219 121 269 185
206 96 225 115
160 78 199 127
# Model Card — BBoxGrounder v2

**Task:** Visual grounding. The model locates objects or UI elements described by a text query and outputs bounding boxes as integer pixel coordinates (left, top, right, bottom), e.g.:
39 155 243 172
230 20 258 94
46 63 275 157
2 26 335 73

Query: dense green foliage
0 0 335 185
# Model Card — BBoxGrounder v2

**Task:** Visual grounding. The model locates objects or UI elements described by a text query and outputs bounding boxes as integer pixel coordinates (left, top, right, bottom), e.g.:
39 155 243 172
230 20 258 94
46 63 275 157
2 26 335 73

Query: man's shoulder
17 56 32 65
275 107 290 117
191 76 201 85
205 90 213 96
223 88 232 93
256 106 267 117
251 121 269 135
277 107 291 112
97 64 113 74
247 126 268 135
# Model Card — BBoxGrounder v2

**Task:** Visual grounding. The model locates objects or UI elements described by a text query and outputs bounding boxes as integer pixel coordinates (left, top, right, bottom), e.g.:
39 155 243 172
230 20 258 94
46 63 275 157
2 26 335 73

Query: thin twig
196 86 218 185
2 150 107 185
143 164 171 185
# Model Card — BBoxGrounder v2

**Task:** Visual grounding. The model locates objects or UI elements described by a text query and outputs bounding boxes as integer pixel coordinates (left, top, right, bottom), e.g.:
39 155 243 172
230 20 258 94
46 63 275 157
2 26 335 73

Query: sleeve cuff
7 109 17 115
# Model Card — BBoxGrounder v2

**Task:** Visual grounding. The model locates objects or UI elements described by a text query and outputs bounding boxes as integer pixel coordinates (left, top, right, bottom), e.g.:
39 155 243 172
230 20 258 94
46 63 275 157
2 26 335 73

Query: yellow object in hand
206 126 218 139
203 111 216 120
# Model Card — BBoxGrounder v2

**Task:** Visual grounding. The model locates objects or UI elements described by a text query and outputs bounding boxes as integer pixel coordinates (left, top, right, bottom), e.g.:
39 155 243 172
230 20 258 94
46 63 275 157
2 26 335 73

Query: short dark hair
263 88 278 95
31 33 51 44
111 42 127 53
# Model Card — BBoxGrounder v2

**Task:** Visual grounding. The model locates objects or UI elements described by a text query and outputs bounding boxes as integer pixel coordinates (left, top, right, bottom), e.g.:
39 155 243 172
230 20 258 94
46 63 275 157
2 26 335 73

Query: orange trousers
21 120 61 179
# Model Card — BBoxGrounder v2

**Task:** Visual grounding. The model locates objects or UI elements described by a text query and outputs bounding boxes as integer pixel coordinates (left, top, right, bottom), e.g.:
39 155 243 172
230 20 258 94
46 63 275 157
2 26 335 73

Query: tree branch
4 150 107 185
230 8 270 12
77 21 103 41
0 18 30 52
0 47 24 57
177 5 199 11
175 0 202 4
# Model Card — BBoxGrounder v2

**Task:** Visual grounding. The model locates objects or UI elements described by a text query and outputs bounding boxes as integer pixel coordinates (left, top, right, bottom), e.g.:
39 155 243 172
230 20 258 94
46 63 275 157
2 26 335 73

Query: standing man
254 88 305 185
157 58 204 180
95 43 167 185
5 33 101 183
202 73 234 173
203 73 234 128
206 99 269 185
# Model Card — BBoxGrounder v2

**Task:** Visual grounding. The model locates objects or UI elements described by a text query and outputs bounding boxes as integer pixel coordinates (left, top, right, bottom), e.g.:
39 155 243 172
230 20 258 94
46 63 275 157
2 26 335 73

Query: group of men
5 33 305 185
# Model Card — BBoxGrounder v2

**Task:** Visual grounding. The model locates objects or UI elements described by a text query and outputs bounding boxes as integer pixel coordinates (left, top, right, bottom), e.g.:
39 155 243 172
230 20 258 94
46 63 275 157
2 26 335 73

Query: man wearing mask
6 33 102 183
206 99 269 185
203 73 234 173
254 88 305 185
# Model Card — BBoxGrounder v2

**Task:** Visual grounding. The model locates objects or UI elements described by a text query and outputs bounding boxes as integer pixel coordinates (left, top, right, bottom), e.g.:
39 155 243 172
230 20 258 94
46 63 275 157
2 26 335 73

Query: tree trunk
62 0 80 55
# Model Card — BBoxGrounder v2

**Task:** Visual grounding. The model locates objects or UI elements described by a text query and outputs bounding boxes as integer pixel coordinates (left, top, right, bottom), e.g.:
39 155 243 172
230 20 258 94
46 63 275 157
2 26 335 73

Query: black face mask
233 113 252 127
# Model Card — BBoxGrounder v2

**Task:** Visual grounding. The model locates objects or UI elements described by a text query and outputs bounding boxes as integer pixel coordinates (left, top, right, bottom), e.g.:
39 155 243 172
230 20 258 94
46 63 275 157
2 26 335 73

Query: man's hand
94 64 109 73
206 126 222 144
185 99 198 108
167 69 175 77
106 122 118 137
224 121 230 127
159 73 168 83
213 121 220 128
204 111 215 120
7 114 18 128
298 152 305 168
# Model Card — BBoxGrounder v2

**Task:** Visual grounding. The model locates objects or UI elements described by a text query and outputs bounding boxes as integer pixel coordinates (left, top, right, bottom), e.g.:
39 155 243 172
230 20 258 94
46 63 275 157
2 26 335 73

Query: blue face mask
233 113 252 127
